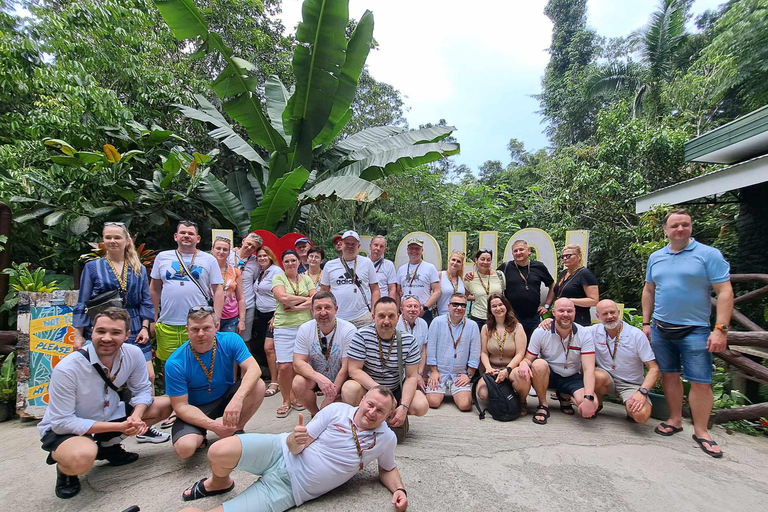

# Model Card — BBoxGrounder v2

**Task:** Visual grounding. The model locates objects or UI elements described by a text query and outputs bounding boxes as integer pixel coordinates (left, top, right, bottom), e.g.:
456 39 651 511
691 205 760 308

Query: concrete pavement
1 395 767 512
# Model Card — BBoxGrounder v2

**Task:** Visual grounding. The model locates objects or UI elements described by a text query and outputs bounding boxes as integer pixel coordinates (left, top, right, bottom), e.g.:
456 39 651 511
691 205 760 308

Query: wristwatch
543 304 550 310
639 387 649 396
505 366 513 374
714 324 730 332
584 395 595 402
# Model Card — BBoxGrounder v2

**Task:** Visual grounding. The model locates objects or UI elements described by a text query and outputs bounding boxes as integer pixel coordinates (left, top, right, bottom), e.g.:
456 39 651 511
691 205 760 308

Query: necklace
191 339 217 393
556 267 583 297
101 352 124 408
447 315 467 358
400 317 413 333
446 271 459 293
376 329 396 367
560 331 573 369
106 257 128 291
287 273 301 295
350 420 377 470
406 261 422 290
316 320 337 364
309 270 322 287
492 328 509 360
176 250 198 278
514 262 529 291
605 322 623 370
477 269 491 295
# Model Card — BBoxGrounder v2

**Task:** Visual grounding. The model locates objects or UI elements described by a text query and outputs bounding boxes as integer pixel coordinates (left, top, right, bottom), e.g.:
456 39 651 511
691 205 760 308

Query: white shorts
273 327 299 363
425 374 471 395
605 373 652 405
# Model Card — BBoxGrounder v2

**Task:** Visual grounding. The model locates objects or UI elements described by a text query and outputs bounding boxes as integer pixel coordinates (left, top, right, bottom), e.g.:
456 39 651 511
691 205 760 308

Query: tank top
221 265 240 319
436 271 466 316
485 324 519 369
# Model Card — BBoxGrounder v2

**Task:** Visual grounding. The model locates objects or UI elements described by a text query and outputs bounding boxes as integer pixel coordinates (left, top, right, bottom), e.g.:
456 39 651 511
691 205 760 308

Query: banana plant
154 0 459 234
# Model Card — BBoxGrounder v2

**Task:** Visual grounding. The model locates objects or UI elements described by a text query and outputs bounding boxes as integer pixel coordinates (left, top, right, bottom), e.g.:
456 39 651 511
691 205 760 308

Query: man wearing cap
332 233 343 258
320 230 380 329
369 235 398 302
396 237 440 325
237 233 263 353
294 237 312 274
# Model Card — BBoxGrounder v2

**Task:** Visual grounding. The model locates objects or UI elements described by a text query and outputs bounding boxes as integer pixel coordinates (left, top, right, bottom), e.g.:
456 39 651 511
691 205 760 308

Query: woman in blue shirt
73 222 155 377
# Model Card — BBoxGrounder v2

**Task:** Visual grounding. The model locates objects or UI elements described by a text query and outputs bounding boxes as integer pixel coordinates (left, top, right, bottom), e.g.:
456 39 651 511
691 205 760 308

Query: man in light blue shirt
642 209 733 458
425 293 480 411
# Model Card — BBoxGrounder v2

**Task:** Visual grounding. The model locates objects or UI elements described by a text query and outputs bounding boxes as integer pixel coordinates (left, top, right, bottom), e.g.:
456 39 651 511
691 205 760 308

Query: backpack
471 373 521 421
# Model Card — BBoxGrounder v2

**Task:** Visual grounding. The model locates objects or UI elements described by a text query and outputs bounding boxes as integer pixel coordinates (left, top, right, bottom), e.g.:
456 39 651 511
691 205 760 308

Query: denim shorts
219 316 240 332
651 324 712 384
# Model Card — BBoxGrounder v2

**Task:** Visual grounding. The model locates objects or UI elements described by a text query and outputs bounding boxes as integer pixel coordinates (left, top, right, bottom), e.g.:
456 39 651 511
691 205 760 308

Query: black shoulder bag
77 349 132 404
341 258 371 312
176 251 214 307
85 289 126 321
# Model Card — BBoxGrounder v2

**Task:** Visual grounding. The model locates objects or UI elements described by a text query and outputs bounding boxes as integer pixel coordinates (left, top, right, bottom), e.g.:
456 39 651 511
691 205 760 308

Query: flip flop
556 393 574 415
532 405 550 425
182 477 235 501
292 401 306 411
655 422 684 436
265 383 280 397
160 414 176 429
276 403 292 418
692 435 723 458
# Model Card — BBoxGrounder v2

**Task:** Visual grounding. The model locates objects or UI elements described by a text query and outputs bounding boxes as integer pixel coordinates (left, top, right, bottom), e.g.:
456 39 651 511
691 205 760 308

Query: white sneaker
137 427 170 444
529 388 538 397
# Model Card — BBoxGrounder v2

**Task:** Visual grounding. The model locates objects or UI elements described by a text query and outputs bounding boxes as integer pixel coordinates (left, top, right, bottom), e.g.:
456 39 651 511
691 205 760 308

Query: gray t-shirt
150 249 223 325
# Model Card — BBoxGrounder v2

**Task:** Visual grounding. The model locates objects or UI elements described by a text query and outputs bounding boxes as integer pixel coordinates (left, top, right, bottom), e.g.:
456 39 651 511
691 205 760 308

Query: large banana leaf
199 172 251 235
226 169 262 212
284 0 349 170
250 167 310 232
298 175 384 204
323 125 405 164
344 125 455 163
312 10 374 148
174 95 268 166
154 0 208 39
265 75 290 139
337 142 460 180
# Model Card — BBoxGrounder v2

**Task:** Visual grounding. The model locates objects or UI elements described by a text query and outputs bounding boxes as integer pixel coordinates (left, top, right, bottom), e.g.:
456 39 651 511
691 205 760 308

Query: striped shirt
347 325 420 390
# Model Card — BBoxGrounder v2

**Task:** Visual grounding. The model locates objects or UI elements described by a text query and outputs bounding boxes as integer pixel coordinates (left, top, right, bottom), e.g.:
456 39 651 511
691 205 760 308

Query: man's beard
603 320 620 330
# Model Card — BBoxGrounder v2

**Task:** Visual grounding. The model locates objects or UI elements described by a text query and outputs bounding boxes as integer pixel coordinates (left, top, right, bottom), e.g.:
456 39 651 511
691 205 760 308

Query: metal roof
685 105 768 164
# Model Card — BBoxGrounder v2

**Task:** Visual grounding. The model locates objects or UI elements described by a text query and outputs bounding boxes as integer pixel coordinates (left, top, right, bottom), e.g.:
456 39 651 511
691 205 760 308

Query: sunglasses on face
189 305 214 313
561 254 575 260
449 302 467 308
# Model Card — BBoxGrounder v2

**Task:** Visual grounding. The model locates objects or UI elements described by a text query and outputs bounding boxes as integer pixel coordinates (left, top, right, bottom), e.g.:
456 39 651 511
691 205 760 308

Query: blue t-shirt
165 332 252 406
645 239 730 327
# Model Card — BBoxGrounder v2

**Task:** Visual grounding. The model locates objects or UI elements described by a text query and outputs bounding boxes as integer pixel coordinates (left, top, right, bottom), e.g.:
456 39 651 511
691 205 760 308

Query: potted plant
648 375 669 420
0 353 16 422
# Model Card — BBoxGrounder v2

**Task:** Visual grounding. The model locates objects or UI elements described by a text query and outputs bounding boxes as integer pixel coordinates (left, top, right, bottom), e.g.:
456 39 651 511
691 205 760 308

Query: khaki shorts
605 374 652 405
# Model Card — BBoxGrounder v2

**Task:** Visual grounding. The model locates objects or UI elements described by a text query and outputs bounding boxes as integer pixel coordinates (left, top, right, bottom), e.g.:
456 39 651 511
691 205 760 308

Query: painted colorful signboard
15 291 78 419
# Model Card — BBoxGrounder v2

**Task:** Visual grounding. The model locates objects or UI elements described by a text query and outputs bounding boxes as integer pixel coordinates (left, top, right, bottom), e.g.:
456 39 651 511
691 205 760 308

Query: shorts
172 381 242 443
425 374 472 395
548 371 584 396
155 322 189 361
40 418 128 465
349 313 373 329
220 316 240 332
126 338 153 362
273 326 299 363
222 434 295 512
604 373 652 405
651 323 712 384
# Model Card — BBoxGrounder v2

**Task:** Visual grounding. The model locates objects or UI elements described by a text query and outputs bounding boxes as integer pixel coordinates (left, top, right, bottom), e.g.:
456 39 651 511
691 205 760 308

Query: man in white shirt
292 291 358 415
518 298 598 425
398 295 429 391
369 235 397 301
150 220 224 362
396 238 440 325
176 387 408 512
592 300 659 423
38 308 173 499
320 230 380 329
235 233 263 349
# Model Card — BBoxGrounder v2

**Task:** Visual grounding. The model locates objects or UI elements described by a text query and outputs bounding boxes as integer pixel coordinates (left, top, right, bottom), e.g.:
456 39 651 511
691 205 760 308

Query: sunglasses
189 305 214 313
319 336 329 356
449 302 467 308
477 249 493 256
104 221 125 227
561 254 575 260
402 294 419 301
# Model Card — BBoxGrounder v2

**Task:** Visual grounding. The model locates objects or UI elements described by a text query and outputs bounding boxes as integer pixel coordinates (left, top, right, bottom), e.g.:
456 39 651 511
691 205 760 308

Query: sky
274 0 725 172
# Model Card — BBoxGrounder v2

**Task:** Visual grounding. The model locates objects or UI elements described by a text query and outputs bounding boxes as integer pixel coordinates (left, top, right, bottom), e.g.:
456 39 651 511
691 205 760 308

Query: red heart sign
252 230 313 263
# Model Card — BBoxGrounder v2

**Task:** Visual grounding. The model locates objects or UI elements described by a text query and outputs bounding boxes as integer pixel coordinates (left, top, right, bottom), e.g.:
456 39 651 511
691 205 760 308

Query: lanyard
447 315 467 358
350 420 376 470
514 262 529 291
191 340 217 393
373 258 384 273
316 320 337 363
560 331 573 368
101 354 124 408
605 322 623 369
406 262 421 288
376 330 396 367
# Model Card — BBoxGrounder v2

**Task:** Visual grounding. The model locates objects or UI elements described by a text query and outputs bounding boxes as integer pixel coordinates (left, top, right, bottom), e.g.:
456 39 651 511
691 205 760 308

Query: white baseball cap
341 230 360 242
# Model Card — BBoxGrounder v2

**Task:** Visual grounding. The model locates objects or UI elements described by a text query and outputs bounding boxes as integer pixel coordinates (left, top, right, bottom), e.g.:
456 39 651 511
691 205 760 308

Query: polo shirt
645 238 730 326
527 323 595 377
588 322 655 385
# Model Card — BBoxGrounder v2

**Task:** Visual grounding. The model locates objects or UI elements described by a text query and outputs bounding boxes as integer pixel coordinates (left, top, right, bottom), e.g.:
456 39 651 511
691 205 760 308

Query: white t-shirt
150 249 223 325
320 257 379 321
396 260 439 306
397 314 428 346
255 265 284 313
283 402 397 506
370 258 396 298
588 322 655 384
527 323 595 377
294 319 357 380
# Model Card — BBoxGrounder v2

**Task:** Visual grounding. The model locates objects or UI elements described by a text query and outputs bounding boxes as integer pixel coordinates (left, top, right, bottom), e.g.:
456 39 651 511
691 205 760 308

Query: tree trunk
711 403 768 424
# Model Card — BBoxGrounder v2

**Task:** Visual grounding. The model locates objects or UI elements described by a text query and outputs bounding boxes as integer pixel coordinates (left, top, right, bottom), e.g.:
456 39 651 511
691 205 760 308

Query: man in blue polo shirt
165 306 266 461
642 209 733 458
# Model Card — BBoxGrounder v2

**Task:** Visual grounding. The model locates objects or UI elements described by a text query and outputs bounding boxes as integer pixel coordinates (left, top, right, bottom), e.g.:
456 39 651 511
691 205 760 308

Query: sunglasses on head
449 302 467 308
104 221 125 227
402 294 419 301
477 248 493 256
189 305 214 313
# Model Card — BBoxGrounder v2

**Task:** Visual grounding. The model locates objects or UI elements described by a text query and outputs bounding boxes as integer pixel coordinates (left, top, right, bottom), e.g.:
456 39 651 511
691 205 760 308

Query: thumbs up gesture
293 413 309 446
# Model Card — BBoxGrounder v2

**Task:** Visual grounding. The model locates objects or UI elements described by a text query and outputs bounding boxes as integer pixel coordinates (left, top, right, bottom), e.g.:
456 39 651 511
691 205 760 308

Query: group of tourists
40 208 733 511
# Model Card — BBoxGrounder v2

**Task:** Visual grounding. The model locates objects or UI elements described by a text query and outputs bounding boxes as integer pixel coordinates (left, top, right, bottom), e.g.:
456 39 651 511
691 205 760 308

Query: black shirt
552 267 599 326
499 260 554 318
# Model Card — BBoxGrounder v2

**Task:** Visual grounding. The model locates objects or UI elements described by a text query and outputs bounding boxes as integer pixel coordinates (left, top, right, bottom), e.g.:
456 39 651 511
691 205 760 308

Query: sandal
654 422 684 436
276 403 292 418
265 383 280 397
160 414 176 429
692 434 723 458
292 401 306 411
182 477 235 501
556 393 574 415
532 405 550 425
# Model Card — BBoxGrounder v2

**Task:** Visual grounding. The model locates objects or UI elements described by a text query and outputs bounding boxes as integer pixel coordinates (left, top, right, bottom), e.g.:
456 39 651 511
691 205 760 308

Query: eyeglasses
449 302 467 308
561 254 575 260
104 221 125 227
189 305 214 313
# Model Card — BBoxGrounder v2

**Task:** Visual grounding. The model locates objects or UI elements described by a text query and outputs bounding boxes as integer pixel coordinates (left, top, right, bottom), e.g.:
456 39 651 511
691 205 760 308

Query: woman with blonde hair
436 250 466 315
547 244 599 327
211 236 246 334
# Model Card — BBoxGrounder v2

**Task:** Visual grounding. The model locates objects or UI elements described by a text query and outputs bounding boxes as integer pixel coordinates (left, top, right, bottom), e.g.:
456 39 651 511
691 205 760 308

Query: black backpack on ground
471 373 521 421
